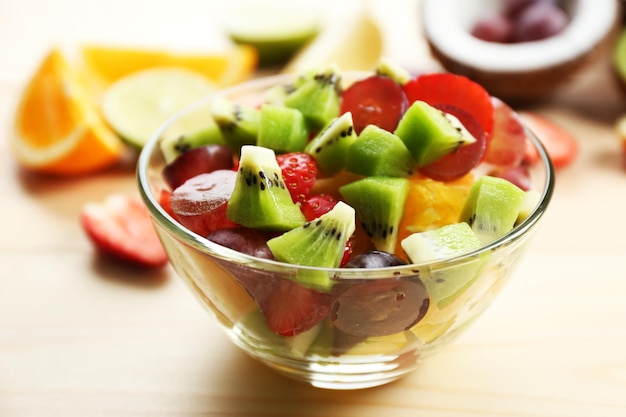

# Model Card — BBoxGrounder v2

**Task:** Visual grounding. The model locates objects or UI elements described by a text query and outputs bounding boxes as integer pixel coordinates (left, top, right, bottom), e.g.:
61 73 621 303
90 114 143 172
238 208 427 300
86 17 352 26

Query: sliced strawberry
235 267 330 336
158 188 175 218
519 111 579 169
300 194 337 221
260 279 331 336
403 73 495 144
80 194 168 268
276 152 318 204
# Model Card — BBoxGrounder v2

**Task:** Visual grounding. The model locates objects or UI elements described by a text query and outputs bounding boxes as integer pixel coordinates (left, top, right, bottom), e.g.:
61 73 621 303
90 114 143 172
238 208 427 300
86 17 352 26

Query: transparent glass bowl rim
137 72 556 278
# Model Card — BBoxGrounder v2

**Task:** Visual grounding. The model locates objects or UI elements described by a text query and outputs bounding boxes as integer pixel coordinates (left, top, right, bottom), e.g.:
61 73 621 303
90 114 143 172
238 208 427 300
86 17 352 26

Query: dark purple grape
206 227 274 260
332 250 429 338
162 144 234 190
513 1 568 42
471 13 515 43
343 250 407 269
331 277 429 338
503 0 557 19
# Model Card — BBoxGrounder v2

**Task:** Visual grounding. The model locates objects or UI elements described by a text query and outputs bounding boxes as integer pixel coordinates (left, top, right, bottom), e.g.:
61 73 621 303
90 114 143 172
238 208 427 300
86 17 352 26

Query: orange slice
11 48 124 176
80 44 258 87
395 173 474 258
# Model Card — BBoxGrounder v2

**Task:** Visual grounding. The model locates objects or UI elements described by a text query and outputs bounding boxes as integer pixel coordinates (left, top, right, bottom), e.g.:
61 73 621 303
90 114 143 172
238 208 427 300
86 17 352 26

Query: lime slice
222 0 322 66
101 67 217 149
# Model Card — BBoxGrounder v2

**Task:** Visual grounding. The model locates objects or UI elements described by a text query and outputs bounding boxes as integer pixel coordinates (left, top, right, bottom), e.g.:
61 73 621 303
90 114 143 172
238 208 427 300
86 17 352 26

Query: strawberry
300 193 338 221
276 152 318 204
260 278 331 336
300 193 353 266
80 194 168 268
235 269 330 336
518 111 579 169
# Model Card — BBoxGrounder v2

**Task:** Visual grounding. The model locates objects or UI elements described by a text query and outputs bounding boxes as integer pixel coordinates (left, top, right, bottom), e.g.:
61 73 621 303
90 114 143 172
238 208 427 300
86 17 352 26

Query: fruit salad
149 59 546 366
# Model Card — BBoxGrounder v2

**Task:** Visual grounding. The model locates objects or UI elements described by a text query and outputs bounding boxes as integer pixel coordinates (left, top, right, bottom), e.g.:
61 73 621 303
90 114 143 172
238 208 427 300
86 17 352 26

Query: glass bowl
137 72 555 390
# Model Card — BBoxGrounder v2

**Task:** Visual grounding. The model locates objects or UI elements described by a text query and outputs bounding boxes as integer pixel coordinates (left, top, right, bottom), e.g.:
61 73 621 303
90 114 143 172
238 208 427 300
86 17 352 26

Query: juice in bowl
137 60 554 390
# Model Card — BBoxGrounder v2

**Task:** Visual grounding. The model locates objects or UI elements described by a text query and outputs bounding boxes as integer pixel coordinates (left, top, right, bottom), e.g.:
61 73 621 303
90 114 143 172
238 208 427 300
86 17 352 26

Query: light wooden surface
2 1 626 416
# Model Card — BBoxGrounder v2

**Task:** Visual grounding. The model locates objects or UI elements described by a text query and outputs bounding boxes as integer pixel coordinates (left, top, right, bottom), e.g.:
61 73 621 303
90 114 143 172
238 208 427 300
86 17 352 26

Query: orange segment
80 44 258 86
395 173 474 257
11 48 124 176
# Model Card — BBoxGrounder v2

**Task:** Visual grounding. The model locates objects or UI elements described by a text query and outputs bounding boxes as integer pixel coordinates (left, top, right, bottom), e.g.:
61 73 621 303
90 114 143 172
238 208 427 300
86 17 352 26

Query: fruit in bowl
137 61 554 389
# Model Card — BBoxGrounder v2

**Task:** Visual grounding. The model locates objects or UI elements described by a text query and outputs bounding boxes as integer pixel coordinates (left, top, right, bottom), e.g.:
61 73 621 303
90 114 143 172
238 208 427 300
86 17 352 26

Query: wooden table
2 1 626 415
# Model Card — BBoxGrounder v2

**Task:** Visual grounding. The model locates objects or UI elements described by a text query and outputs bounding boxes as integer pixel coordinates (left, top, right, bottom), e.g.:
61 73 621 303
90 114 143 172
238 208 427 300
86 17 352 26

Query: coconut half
422 0 622 103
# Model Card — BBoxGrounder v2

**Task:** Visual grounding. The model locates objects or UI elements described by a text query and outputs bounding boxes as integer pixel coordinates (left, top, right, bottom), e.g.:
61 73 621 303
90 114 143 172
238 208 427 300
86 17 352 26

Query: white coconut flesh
422 0 619 73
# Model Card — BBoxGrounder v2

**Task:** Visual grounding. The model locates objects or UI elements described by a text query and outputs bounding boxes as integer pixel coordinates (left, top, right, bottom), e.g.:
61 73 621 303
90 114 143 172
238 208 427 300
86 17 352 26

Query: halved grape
170 170 239 236
331 277 429 338
403 73 494 144
206 227 274 259
162 144 235 190
483 97 528 167
418 104 487 182
340 75 408 134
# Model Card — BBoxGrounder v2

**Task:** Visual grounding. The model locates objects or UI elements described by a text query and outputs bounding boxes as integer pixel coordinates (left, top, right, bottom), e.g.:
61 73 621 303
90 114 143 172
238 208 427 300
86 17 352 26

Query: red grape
170 170 239 236
403 73 494 145
340 75 408 134
162 144 235 190
483 97 528 167
418 104 487 182
488 165 532 191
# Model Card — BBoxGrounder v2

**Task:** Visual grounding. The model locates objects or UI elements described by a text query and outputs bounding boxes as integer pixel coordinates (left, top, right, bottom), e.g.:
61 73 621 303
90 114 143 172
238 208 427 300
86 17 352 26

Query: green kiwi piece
304 111 357 176
159 123 225 164
376 57 411 86
283 64 341 130
339 176 409 253
401 222 483 309
459 176 526 245
226 145 306 231
394 100 476 167
266 201 356 290
257 104 309 153
211 97 260 153
345 124 415 177
516 189 541 226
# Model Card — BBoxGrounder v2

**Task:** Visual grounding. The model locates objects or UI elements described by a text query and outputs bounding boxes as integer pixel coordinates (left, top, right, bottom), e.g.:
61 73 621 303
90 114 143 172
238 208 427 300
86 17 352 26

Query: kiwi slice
345 124 415 177
226 145 306 231
394 100 476 167
211 97 260 153
222 0 321 67
283 64 341 130
339 176 409 253
159 123 225 164
376 57 411 86
401 222 483 309
304 112 357 176
257 104 309 153
459 176 526 244
266 201 356 289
